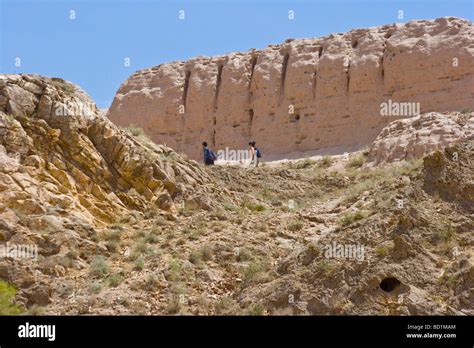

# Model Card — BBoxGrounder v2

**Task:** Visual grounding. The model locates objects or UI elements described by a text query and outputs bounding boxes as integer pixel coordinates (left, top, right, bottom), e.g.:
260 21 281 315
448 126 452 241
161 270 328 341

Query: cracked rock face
0 73 209 233
108 17 474 160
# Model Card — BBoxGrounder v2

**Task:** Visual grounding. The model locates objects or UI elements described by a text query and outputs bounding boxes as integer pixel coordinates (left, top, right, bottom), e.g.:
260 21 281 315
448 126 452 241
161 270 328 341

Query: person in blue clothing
248 141 262 167
202 141 217 165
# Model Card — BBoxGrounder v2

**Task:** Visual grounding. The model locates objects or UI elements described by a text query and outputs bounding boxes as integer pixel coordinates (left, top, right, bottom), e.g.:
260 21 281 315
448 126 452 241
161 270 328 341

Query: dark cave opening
380 277 401 292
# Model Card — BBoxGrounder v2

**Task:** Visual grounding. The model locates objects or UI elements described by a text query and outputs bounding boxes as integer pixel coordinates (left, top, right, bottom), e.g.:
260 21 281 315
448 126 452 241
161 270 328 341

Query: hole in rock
380 277 401 292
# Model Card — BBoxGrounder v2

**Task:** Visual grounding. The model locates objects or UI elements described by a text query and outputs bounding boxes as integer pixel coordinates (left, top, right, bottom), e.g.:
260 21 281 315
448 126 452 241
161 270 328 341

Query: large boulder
366 111 473 165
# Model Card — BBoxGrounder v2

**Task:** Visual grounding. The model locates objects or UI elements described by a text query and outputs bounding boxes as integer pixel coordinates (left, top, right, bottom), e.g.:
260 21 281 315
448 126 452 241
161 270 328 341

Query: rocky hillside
20 139 471 316
107 16 474 160
0 74 214 309
237 141 473 315
0 74 472 315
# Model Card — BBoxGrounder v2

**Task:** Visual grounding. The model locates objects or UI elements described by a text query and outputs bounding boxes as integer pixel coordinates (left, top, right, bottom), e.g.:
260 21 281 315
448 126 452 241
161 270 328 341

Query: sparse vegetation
246 303 266 315
124 125 145 137
132 239 153 259
314 260 336 275
287 220 304 232
347 154 365 168
134 256 145 271
210 209 227 221
242 260 272 286
108 273 124 287
437 221 456 242
189 245 213 265
0 280 22 315
143 231 159 244
340 210 367 226
189 250 203 265
166 296 182 314
236 247 252 262
242 201 266 212
25 305 45 315
88 282 103 294
320 156 333 167
52 79 75 95
104 229 122 252
122 125 157 151
3 113 16 123
90 256 109 277
438 269 459 288
375 245 391 257
144 274 161 292
214 297 240 315
295 158 316 169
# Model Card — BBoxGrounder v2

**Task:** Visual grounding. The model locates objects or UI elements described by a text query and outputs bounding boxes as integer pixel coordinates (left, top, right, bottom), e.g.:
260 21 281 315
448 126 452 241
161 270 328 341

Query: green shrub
189 245 213 265
90 256 109 277
287 221 304 232
122 125 156 150
143 231 159 244
52 79 76 95
189 250 203 265
242 260 271 286
144 274 160 291
108 273 123 287
375 246 390 257
214 297 240 315
0 280 22 315
124 125 145 137
295 158 316 169
236 247 252 262
134 256 145 271
243 202 266 212
24 305 44 315
320 156 333 167
347 154 365 168
315 260 335 275
340 210 367 226
88 282 102 294
246 303 266 315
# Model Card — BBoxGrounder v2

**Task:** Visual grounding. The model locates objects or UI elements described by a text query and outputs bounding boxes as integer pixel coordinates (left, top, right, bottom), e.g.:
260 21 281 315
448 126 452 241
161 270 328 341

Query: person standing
202 141 217 165
248 141 261 167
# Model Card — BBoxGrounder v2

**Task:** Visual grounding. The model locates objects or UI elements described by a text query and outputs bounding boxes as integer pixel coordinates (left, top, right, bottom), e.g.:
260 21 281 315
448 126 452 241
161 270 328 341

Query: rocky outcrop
108 17 474 160
0 74 209 224
422 139 474 212
0 74 209 223
0 74 212 307
366 111 473 165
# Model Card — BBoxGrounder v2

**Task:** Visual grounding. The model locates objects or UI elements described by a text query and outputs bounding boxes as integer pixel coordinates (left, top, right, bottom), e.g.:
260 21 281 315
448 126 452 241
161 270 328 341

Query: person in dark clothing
248 141 261 167
202 141 217 165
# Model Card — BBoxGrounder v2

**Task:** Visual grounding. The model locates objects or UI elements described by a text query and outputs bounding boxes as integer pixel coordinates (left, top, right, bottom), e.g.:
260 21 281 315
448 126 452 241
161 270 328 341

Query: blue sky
1 0 472 108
